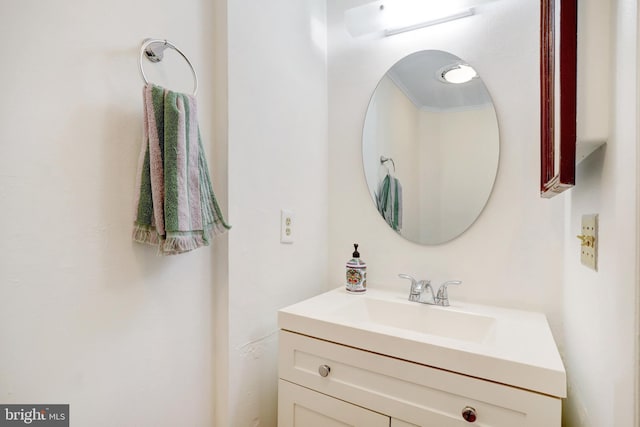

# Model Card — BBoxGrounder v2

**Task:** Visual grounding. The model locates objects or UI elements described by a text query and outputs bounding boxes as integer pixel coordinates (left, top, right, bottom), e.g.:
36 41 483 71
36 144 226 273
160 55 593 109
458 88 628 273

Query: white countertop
278 287 566 398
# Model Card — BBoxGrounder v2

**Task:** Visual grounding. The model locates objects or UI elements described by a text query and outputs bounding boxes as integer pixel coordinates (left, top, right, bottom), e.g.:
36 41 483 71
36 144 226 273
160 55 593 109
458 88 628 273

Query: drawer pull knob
318 365 331 377
462 406 477 422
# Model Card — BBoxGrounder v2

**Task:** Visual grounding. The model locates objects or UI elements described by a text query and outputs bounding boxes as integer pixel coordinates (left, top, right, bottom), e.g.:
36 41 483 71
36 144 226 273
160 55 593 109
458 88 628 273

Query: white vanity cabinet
278 380 390 427
277 330 561 426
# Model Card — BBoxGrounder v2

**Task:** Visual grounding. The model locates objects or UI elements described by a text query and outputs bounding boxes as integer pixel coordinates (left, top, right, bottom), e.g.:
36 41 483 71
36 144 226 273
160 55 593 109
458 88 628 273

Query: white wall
0 0 222 426
223 0 328 426
327 0 565 336
562 0 638 425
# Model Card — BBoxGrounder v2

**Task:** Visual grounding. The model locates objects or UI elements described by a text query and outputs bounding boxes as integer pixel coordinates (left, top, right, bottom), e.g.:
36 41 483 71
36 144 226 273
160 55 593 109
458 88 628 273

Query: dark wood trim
540 0 577 198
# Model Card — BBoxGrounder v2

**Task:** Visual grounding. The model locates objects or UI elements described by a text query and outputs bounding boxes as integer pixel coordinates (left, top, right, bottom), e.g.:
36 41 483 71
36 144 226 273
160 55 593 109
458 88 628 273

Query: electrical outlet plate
580 214 598 271
280 209 294 244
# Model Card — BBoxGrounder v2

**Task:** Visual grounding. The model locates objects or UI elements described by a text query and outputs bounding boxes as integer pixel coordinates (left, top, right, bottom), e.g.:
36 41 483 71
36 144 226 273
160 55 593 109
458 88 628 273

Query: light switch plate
580 214 598 271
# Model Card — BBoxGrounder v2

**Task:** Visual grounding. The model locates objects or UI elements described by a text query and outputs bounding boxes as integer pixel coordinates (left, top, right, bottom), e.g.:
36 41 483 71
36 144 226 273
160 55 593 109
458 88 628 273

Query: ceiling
386 50 493 112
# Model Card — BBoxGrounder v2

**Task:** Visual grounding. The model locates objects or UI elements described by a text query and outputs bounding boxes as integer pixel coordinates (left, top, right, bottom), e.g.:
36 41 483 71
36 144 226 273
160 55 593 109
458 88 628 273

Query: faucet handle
399 274 421 302
436 280 462 306
398 274 417 285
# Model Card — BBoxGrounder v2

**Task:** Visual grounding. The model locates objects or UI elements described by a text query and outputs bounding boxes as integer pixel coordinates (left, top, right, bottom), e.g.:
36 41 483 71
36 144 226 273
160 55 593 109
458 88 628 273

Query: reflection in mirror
362 50 499 245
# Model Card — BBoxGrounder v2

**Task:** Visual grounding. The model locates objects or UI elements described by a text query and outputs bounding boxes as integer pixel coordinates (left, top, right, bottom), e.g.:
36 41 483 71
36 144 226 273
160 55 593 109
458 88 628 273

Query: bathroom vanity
277 288 566 426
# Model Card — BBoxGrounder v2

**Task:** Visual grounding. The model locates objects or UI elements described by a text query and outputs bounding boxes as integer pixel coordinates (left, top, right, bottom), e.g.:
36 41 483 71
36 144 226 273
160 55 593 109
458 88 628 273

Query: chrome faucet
435 280 462 306
398 274 434 303
399 274 461 306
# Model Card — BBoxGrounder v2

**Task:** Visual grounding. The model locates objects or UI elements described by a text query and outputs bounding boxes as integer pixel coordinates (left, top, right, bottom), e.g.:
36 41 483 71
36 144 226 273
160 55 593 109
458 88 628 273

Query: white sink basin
279 287 566 398
330 296 496 344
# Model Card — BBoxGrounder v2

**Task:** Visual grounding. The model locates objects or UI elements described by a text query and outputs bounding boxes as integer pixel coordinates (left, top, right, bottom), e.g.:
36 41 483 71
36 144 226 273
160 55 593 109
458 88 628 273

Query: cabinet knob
318 364 331 377
462 406 477 423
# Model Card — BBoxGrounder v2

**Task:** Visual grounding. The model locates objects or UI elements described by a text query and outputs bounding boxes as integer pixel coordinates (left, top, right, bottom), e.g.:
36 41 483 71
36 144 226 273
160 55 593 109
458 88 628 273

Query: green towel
376 173 402 232
133 84 230 255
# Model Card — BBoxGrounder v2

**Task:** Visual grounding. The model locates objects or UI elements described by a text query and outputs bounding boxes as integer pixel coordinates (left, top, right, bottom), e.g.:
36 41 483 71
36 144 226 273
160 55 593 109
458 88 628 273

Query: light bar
384 8 474 37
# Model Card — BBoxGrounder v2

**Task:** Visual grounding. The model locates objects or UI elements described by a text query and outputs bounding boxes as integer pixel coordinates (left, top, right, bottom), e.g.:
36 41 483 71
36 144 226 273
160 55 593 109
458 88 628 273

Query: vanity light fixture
384 7 474 37
440 64 478 84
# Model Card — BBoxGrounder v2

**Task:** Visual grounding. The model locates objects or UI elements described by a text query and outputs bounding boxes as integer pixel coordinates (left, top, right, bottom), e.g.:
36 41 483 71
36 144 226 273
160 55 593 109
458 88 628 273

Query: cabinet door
278 380 390 427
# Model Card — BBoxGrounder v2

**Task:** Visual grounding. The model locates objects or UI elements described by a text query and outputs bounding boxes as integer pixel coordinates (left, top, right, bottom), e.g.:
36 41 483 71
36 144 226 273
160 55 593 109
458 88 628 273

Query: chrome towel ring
380 156 396 172
139 38 198 96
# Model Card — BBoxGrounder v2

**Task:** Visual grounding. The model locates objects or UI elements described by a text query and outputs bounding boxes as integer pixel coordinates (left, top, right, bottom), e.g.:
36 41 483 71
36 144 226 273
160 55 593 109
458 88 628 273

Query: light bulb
442 64 478 84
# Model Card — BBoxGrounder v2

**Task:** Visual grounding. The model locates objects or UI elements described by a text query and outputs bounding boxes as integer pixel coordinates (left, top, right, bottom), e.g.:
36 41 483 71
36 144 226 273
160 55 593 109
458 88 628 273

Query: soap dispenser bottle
346 243 367 293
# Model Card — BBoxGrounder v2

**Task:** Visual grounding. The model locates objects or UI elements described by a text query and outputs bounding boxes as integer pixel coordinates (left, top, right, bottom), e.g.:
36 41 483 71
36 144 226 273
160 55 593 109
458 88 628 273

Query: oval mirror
362 50 499 245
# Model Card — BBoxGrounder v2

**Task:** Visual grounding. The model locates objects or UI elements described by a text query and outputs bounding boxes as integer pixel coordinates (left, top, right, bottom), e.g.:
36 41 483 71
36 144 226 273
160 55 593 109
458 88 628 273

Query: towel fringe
161 226 219 255
133 222 231 256
132 225 160 246
162 235 203 255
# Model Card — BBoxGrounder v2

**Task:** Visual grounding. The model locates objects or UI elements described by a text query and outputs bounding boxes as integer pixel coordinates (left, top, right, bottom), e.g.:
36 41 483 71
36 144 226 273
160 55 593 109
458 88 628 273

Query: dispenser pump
345 243 367 293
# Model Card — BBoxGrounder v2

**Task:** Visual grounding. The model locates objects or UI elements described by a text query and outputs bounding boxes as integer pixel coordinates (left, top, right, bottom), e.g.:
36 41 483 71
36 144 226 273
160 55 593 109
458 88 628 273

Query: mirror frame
540 0 577 198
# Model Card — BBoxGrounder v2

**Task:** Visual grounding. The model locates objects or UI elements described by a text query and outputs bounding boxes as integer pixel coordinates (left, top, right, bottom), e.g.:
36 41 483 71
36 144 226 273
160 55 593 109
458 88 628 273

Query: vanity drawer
279 330 560 427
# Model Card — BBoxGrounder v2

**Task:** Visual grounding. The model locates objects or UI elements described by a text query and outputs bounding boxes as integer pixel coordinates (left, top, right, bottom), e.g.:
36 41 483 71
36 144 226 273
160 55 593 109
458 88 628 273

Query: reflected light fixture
441 64 478 84
383 7 474 37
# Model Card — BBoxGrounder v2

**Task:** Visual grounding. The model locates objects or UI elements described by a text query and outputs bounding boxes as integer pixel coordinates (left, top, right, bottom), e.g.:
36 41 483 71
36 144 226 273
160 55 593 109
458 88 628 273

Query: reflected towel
376 173 402 232
133 84 230 255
